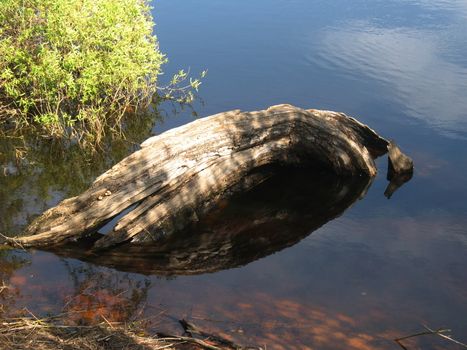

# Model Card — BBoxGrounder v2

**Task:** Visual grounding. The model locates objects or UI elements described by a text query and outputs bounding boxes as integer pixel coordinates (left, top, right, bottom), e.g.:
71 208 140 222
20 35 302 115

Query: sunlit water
1 1 467 349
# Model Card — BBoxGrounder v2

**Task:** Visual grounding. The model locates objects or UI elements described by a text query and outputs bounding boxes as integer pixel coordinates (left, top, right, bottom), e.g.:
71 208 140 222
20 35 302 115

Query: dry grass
0 311 261 350
0 314 178 350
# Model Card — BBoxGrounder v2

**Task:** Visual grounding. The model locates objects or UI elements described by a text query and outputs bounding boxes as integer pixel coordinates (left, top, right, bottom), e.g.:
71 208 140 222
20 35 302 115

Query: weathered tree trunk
5 104 411 250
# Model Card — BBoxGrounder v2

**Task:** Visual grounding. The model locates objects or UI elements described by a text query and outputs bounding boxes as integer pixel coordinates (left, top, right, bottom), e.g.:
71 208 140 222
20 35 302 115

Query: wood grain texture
8 104 396 249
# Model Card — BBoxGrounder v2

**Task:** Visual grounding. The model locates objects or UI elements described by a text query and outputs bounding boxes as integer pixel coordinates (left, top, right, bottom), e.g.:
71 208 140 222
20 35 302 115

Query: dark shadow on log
46 166 371 276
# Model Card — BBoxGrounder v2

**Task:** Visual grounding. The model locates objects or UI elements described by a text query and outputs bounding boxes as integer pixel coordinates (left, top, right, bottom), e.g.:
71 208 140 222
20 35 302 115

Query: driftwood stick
422 325 467 348
395 325 467 349
156 334 222 350
4 104 412 250
179 319 251 349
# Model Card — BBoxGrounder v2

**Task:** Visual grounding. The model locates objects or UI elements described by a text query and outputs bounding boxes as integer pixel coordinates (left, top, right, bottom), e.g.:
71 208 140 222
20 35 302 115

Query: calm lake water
2 1 467 349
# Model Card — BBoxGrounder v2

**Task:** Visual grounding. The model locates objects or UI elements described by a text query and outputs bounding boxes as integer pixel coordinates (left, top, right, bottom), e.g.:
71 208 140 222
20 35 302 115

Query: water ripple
408 0 467 18
309 20 467 137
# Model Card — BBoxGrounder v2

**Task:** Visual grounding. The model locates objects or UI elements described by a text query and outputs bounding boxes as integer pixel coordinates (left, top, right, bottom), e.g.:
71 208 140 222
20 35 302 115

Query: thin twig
395 325 467 349
180 319 238 348
0 232 25 250
100 314 115 330
157 335 222 350
153 343 179 350
0 282 10 295
423 325 467 348
395 328 450 342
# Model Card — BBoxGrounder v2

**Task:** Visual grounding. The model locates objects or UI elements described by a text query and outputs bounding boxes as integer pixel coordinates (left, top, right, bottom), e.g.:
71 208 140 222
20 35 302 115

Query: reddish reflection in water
137 278 462 350
184 294 391 350
0 249 28 316
2 209 467 349
2 257 151 326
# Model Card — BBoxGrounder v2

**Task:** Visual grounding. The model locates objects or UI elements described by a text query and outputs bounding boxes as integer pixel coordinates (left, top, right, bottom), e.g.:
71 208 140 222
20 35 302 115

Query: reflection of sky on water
311 19 467 137
154 0 467 138
408 0 467 17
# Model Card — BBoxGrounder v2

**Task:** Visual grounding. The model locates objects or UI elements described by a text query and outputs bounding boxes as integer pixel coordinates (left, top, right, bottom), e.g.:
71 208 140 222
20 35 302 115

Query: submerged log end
384 141 414 199
388 141 414 177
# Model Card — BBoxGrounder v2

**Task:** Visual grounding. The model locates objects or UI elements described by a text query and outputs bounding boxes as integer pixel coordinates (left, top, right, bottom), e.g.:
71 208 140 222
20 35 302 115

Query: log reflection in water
49 166 373 275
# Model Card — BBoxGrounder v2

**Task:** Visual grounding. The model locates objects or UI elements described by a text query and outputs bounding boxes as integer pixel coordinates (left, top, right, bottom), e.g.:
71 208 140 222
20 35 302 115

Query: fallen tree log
5 104 412 250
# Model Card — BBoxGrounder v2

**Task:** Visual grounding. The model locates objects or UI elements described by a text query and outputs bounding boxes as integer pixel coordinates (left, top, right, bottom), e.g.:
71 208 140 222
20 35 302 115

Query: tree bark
5 104 411 250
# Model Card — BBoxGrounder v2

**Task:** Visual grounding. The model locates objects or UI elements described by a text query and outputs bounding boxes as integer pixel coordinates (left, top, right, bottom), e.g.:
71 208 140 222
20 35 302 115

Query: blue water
1 1 467 349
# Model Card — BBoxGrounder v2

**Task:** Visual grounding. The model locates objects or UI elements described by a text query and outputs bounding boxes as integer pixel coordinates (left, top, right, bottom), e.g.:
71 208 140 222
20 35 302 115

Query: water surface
1 1 467 349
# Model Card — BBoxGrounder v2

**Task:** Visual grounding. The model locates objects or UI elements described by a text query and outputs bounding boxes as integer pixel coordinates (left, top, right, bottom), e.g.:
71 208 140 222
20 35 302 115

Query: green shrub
0 0 166 144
